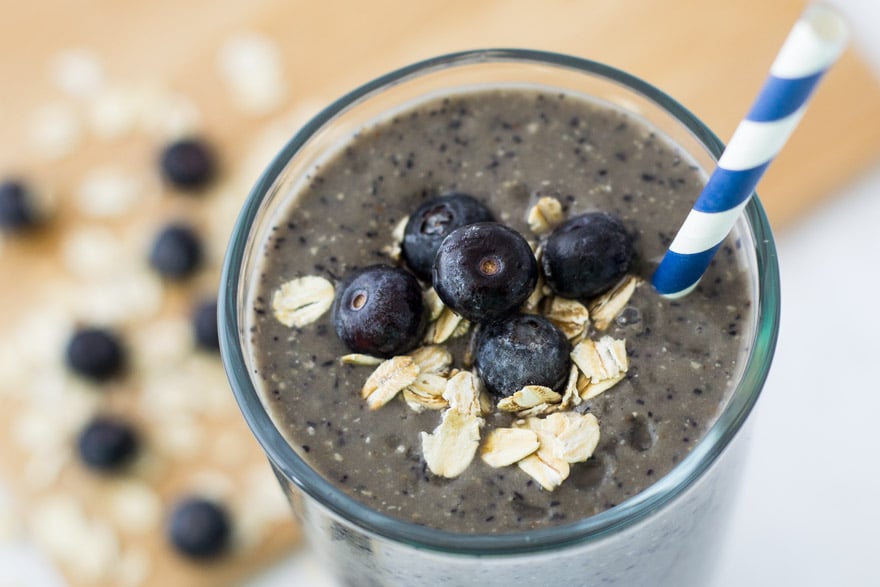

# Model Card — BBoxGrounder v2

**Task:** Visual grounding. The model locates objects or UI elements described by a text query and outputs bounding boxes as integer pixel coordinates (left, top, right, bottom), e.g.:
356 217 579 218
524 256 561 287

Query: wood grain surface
2 0 879 224
0 1 878 586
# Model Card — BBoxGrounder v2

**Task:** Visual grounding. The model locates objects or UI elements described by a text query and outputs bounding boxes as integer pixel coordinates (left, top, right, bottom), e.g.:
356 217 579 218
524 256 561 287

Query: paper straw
652 3 849 298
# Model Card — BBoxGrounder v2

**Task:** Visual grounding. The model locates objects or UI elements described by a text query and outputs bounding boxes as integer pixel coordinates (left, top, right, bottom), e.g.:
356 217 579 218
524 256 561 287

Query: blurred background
1 0 878 585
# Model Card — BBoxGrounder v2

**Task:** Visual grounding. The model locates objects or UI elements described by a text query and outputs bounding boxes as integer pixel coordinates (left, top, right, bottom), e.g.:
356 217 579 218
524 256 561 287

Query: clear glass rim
218 48 781 556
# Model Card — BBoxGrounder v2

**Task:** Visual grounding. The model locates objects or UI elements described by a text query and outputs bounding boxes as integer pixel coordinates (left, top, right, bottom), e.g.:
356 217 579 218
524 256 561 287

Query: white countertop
3 1 879 585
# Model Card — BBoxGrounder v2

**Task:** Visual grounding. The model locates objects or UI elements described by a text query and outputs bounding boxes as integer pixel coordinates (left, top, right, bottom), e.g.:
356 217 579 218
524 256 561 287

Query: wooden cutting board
0 1 877 586
1 0 878 226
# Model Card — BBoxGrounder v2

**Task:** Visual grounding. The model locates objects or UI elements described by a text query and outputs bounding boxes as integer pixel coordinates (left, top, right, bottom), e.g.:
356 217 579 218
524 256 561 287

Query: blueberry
475 314 571 397
432 222 537 324
168 497 231 559
77 416 139 472
192 298 219 351
0 179 40 232
160 138 216 190
402 193 494 280
332 265 425 358
66 327 125 380
542 212 633 299
149 223 202 279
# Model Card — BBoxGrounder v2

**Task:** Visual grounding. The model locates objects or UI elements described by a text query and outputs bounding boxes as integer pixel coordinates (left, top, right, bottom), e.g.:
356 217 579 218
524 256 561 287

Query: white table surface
3 1 879 585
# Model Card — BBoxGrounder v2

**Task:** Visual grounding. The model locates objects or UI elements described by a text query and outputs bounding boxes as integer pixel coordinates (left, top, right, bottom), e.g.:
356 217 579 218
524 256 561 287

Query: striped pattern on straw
651 3 849 298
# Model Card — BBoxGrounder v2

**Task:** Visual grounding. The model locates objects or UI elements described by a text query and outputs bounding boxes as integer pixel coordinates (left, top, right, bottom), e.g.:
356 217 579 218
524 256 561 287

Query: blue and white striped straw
652 3 849 298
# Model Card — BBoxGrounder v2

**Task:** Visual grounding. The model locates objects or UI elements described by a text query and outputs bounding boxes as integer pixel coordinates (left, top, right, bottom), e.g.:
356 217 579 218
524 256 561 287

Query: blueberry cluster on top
332 192 634 400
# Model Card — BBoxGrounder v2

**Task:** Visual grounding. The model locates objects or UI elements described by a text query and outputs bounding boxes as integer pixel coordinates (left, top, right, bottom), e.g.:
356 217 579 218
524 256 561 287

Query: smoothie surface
246 87 754 533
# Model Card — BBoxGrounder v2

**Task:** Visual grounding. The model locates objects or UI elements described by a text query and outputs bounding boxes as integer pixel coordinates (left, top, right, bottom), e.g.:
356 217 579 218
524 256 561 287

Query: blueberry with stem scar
432 222 537 324
402 193 494 280
332 265 426 358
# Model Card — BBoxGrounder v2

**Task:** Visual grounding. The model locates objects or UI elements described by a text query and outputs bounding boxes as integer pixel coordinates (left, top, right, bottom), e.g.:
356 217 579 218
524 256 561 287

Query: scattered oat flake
422 287 445 321
429 306 466 344
515 402 564 418
75 167 144 218
137 90 202 139
24 452 69 491
536 412 601 463
403 391 446 413
382 215 409 261
30 495 119 581
71 269 164 324
589 275 640 330
30 495 82 556
481 427 540 467
62 226 124 278
515 412 600 489
544 296 590 339
235 466 295 548
403 387 449 413
420 409 483 478
218 33 286 115
87 85 141 139
108 480 162 535
571 336 628 388
522 271 546 313
361 355 419 409
408 373 448 399
517 450 569 491
451 317 472 338
497 385 562 412
188 470 237 502
407 345 452 375
272 275 334 328
403 373 449 412
442 371 485 417
527 196 565 234
29 101 82 160
560 364 582 409
72 519 118 582
50 48 104 99
341 353 383 366
578 372 626 400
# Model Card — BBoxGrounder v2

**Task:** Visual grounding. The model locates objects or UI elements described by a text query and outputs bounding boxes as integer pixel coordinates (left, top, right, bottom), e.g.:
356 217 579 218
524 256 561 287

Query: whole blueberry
0 180 40 232
475 314 572 397
77 416 139 472
542 212 633 299
192 298 219 351
402 193 494 280
432 222 537 324
66 327 125 380
167 497 231 559
149 223 202 279
332 265 426 358
160 138 216 190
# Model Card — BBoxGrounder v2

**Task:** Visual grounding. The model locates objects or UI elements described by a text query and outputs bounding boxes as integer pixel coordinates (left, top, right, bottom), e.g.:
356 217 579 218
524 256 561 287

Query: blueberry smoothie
243 86 754 535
